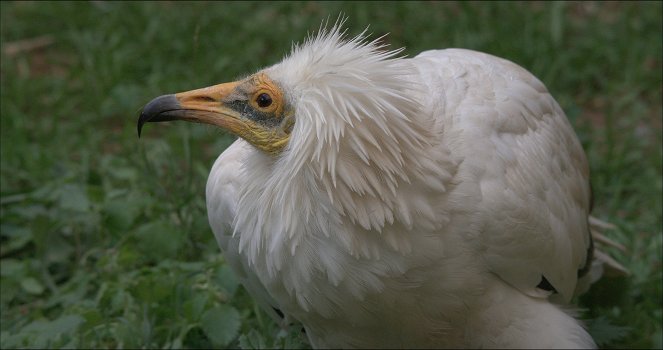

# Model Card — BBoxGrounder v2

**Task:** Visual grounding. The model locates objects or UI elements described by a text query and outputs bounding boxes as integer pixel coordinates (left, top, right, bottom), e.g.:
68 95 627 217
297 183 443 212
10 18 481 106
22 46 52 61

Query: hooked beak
137 81 240 137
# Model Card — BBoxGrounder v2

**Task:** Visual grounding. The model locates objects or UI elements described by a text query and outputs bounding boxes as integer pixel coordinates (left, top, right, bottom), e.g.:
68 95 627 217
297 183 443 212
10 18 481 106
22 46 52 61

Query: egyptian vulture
138 24 626 348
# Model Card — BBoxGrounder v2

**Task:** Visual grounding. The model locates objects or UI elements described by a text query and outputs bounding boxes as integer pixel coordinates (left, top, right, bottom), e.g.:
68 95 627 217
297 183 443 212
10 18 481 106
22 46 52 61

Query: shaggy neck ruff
229 27 458 313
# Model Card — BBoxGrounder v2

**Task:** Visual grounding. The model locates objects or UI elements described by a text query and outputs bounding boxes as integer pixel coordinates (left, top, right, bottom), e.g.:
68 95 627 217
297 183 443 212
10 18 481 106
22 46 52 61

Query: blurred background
1 1 661 348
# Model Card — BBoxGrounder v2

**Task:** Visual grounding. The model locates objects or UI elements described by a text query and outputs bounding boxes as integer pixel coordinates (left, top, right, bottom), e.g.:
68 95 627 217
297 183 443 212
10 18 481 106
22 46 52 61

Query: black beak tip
136 94 181 138
137 115 145 138
137 110 152 138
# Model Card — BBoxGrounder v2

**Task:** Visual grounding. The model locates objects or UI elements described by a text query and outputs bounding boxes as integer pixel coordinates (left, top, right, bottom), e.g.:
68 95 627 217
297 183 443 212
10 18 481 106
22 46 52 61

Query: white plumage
139 23 626 348
208 29 591 347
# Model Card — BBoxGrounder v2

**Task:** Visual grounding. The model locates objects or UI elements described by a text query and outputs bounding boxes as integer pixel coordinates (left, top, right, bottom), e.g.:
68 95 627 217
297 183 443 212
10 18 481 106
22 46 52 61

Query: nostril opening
195 96 216 102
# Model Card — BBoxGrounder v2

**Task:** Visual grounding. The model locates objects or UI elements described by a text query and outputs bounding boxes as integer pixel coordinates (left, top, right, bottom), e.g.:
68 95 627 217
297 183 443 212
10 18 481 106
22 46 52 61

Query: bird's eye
256 93 272 108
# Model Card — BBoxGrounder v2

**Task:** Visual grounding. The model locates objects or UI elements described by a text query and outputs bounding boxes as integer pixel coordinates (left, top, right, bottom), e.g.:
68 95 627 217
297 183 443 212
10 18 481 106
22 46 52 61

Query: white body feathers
205 29 595 348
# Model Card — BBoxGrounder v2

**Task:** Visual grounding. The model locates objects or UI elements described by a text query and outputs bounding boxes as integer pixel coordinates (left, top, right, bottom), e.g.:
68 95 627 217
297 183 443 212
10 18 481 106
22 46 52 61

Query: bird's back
412 48 592 302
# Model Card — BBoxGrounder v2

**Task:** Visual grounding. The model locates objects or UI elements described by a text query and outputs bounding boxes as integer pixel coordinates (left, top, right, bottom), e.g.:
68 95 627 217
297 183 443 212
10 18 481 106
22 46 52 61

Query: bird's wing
206 139 286 324
416 49 592 302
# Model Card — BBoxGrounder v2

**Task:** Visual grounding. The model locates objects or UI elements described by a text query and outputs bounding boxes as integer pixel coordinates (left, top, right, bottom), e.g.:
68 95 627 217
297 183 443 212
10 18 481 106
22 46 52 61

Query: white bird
138 23 627 349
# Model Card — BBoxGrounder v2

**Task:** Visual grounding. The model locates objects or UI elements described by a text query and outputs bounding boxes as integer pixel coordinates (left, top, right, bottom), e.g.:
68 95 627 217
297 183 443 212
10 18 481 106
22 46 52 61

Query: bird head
138 23 443 227
139 24 430 159
138 70 295 155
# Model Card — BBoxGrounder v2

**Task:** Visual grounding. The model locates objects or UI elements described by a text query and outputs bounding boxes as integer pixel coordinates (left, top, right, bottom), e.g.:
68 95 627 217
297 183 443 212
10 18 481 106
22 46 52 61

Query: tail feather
591 230 627 252
575 216 629 296
588 215 629 277
588 215 616 230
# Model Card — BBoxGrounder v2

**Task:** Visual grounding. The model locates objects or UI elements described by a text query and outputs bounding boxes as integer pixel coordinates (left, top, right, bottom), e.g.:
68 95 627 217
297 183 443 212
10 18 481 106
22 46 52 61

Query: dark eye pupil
256 93 272 108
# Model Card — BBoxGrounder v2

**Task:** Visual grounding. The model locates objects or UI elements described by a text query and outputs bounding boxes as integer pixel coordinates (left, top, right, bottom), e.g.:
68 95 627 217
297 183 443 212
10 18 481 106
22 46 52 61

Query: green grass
1 1 660 348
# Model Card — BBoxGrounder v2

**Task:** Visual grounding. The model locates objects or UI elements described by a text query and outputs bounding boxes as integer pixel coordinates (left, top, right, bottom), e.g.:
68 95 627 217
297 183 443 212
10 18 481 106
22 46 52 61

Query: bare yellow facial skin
229 115 294 155
147 73 294 155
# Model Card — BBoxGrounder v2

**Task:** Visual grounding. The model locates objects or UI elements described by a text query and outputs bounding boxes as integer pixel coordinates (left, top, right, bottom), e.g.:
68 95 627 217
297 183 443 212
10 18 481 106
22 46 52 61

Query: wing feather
416 49 591 302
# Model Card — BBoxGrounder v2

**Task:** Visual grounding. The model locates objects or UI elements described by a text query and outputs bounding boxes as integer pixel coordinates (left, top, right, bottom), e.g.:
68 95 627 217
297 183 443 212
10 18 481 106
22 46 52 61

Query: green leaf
57 184 90 212
134 220 183 260
183 293 208 321
587 316 631 346
20 315 84 348
0 258 24 277
19 320 50 348
0 224 32 255
200 305 241 347
20 277 45 295
117 245 140 267
43 234 74 264
12 204 50 220
103 197 139 231
238 329 267 350
109 166 138 182
214 264 239 297
132 274 172 303
45 314 85 337
80 308 103 329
